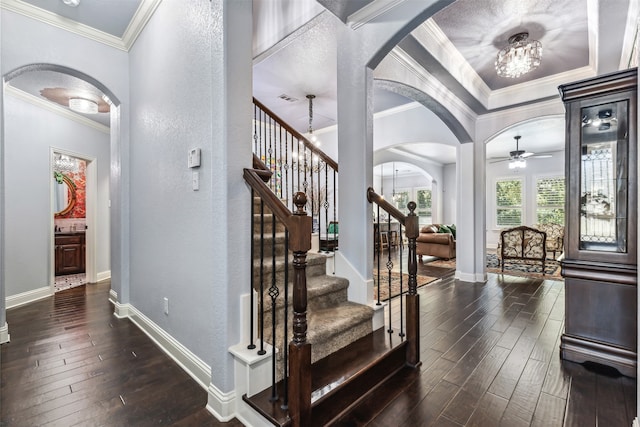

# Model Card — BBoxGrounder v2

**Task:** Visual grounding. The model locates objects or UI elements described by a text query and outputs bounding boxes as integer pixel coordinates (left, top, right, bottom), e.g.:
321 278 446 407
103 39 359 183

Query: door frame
50 148 98 289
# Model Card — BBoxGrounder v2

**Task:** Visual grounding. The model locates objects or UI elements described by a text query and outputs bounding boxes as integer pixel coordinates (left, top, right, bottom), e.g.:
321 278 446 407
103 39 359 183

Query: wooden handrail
253 97 339 172
367 187 407 226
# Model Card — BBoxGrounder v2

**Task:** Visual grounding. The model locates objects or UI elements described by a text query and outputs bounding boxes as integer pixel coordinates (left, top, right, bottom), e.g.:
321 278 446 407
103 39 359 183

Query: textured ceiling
4 0 637 167
432 0 591 90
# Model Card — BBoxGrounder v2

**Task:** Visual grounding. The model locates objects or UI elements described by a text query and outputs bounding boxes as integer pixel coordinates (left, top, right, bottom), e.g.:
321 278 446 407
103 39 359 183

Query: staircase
252 198 374 375
238 100 422 427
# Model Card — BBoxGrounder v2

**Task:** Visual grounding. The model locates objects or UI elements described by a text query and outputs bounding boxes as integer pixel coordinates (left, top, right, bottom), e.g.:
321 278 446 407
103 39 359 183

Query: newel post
405 202 421 367
287 192 312 427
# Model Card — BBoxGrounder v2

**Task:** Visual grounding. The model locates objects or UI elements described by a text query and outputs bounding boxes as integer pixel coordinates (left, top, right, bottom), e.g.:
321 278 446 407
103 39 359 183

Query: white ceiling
3 0 638 170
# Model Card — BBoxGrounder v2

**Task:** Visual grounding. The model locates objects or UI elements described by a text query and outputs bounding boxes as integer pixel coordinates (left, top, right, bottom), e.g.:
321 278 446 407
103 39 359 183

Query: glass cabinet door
579 101 628 253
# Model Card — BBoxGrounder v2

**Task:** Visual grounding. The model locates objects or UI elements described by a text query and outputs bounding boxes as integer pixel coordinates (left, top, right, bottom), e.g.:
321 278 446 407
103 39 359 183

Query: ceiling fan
490 135 552 167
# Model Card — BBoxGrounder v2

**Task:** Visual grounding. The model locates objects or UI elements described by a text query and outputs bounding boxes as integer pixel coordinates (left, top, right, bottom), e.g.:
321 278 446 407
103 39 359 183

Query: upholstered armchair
497 226 547 273
534 223 564 259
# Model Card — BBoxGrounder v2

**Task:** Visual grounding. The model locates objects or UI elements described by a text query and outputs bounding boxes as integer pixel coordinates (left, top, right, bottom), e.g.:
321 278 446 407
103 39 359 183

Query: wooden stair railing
253 98 338 254
244 156 313 427
367 187 421 368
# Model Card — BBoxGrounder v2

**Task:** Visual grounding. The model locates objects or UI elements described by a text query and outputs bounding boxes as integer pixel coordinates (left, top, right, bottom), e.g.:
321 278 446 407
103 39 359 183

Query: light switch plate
188 148 201 168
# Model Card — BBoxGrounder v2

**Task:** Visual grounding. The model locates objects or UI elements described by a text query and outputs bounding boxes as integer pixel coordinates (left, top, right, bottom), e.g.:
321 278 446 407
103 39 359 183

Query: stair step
263 300 373 363
252 252 329 283
243 328 408 427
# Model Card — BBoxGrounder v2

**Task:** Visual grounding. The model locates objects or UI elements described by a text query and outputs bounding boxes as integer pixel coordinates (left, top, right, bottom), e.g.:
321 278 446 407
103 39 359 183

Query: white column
474 138 487 282
455 142 477 282
207 0 253 419
334 37 375 304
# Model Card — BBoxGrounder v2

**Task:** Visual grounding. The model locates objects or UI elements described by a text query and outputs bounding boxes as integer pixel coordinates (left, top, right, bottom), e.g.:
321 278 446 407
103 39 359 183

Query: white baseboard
633 417 639 427
109 289 118 303
125 304 212 390
6 286 51 309
455 270 477 283
0 322 10 344
111 300 130 319
206 384 237 422
97 270 111 282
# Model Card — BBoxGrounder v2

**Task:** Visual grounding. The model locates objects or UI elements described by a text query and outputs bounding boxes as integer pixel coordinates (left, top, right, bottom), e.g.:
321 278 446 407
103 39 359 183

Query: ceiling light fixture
495 32 542 78
62 0 81 7
508 135 527 169
68 97 98 114
306 94 319 146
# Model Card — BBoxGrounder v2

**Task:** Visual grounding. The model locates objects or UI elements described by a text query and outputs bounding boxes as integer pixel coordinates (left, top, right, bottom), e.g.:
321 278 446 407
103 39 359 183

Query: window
416 188 432 225
496 178 523 227
536 176 565 225
393 189 411 215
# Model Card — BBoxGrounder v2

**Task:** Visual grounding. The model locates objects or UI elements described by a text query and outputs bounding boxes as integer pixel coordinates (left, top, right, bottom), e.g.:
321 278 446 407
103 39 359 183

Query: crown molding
121 0 162 50
6 85 110 134
387 47 477 132
373 100 423 119
487 66 596 110
347 0 407 30
477 98 563 123
0 0 161 52
412 19 492 107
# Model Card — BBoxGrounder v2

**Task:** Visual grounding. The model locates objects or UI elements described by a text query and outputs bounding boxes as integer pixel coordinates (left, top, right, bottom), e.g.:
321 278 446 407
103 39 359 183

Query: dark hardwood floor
1 272 636 426
364 273 637 427
0 282 243 426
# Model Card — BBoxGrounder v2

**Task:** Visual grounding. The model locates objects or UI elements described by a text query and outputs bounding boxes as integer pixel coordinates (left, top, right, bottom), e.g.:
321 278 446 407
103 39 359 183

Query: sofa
416 224 456 260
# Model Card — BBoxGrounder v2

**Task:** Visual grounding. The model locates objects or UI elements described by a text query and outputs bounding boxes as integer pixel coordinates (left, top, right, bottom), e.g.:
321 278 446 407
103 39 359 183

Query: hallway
1 275 636 426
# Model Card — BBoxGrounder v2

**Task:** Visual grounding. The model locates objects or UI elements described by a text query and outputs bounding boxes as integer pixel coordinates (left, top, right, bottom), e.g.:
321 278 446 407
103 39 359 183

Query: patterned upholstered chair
534 223 564 259
497 226 547 274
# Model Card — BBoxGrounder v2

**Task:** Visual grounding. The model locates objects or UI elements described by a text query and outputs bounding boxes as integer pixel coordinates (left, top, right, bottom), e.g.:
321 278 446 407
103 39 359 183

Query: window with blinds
536 176 565 225
496 178 523 227
416 188 432 225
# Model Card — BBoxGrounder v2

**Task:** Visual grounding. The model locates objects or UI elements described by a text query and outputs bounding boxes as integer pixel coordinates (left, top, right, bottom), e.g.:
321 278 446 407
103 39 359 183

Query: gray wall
128 0 252 392
1 7 130 319
4 94 110 296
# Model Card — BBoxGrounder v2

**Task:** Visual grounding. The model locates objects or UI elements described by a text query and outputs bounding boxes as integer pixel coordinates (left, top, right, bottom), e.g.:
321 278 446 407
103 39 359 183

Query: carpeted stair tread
306 302 373 348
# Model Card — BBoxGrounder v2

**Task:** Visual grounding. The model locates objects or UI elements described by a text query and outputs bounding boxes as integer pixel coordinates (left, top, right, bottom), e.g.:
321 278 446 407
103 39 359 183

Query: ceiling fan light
68 97 98 114
509 159 526 169
495 32 542 78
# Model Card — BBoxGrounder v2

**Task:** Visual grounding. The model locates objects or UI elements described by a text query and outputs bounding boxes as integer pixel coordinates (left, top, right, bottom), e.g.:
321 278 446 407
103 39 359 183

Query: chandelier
392 164 401 203
495 32 542 78
306 94 319 145
53 154 78 173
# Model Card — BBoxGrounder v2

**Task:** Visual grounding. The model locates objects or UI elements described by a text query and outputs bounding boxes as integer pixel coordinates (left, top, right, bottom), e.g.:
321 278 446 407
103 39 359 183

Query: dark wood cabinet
55 233 86 276
559 68 637 377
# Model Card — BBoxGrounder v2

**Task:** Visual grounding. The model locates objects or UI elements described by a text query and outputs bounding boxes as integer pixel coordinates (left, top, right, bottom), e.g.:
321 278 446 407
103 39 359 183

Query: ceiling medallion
495 32 542 78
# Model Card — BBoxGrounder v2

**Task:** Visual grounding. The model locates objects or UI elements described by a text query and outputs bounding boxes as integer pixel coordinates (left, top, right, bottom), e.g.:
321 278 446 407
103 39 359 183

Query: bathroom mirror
53 172 76 217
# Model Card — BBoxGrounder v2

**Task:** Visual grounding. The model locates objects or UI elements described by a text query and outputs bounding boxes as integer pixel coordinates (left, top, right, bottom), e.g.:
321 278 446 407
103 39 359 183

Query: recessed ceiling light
68 98 98 114
62 0 81 7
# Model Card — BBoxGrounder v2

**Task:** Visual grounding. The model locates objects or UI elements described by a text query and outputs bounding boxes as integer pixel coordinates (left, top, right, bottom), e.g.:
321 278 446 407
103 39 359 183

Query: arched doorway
1 63 122 342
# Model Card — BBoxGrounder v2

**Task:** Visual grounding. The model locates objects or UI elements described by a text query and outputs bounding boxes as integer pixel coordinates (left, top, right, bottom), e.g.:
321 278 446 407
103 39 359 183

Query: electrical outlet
163 297 169 315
